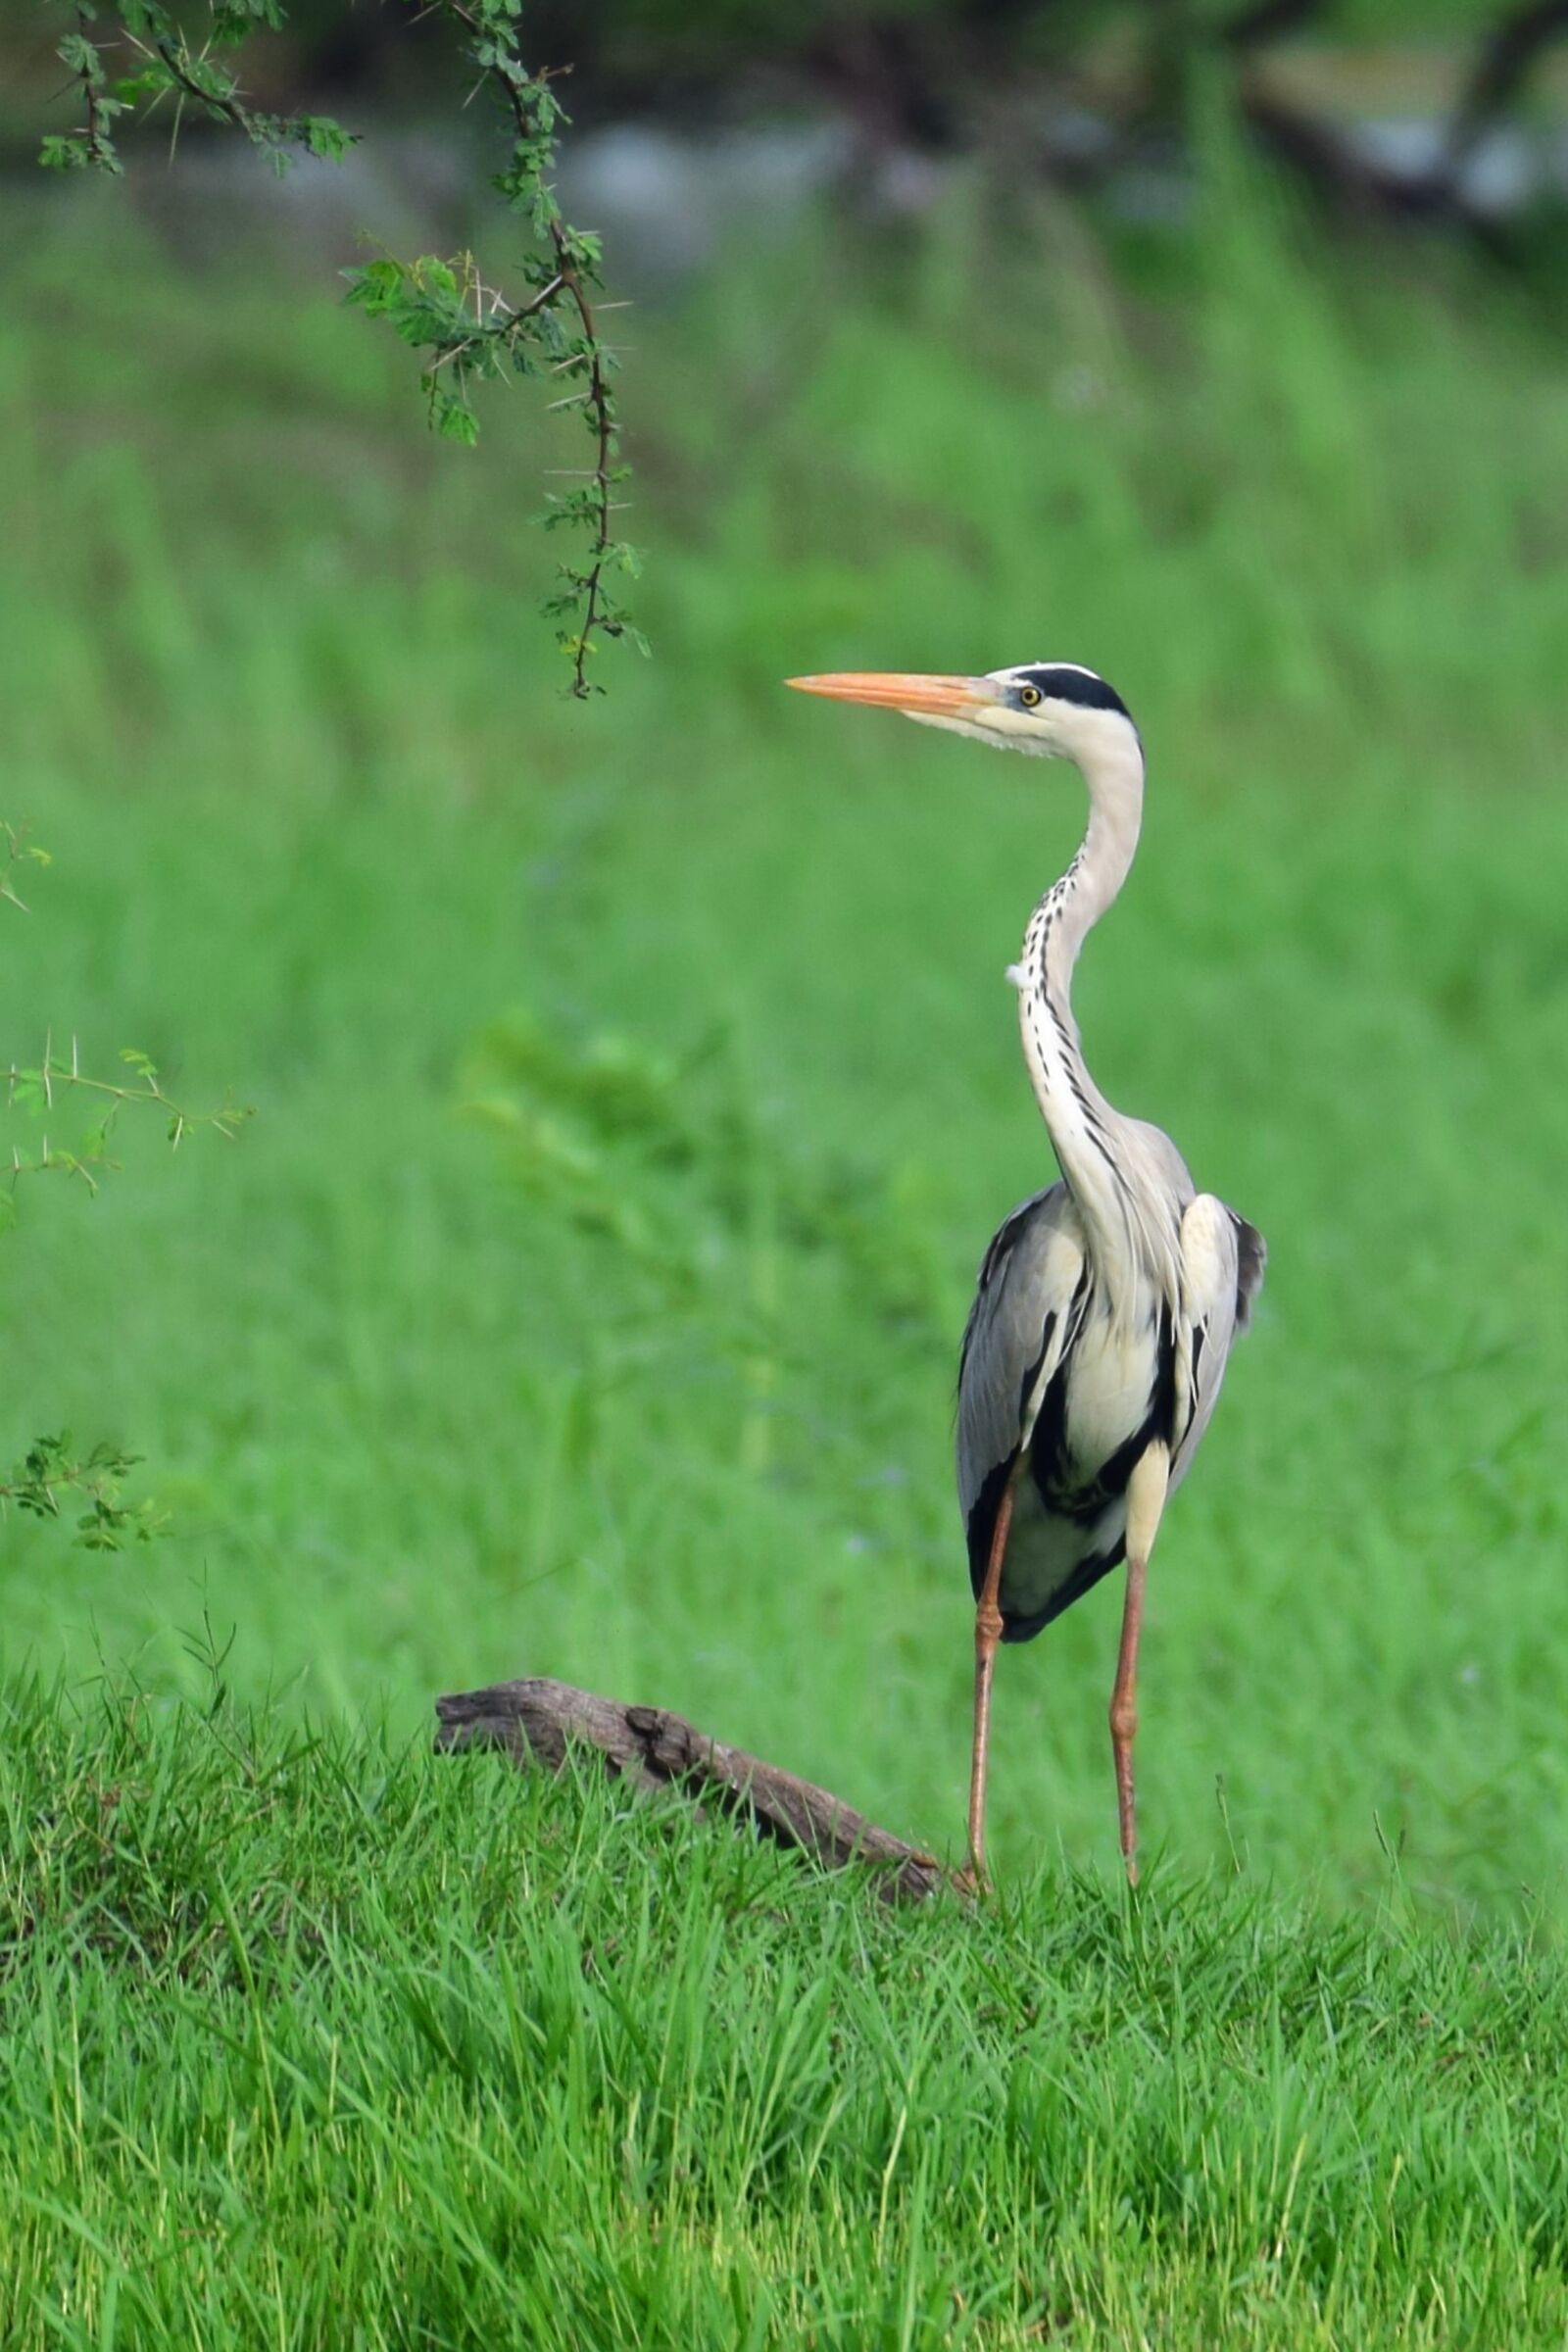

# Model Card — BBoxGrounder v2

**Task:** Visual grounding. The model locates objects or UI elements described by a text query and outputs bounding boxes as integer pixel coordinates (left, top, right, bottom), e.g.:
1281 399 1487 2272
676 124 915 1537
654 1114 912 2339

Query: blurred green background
4 1 1567 1907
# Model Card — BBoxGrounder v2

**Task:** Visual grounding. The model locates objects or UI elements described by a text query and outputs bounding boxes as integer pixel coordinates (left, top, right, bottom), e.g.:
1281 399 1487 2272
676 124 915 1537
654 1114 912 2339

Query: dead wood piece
435 1678 948 1905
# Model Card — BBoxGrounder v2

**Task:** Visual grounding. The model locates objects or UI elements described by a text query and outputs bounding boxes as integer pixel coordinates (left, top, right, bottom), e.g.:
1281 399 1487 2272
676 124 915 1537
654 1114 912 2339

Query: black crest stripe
1017 665 1130 718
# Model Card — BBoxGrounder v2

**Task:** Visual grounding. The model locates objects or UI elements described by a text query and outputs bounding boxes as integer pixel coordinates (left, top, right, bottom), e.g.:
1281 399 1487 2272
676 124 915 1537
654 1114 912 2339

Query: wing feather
1233 1213 1267 1331
956 1185 1088 1538
1170 1195 1265 1492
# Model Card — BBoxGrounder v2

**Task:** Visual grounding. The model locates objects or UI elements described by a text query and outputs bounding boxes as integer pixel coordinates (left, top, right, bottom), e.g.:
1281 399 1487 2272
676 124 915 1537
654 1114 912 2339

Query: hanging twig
36 0 640 694
428 12 639 695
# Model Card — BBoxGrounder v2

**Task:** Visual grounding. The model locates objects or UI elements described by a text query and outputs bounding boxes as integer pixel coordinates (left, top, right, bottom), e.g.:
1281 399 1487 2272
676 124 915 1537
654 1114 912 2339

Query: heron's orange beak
785 672 998 720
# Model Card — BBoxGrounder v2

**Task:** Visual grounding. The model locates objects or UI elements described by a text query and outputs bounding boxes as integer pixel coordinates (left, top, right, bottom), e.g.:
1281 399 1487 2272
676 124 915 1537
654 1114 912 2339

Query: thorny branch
0 821 49 914
36 0 639 694
424 10 637 694
42 2 355 172
546 231 618 694
75 3 122 169
2 836 245 1548
140 29 336 158
4 1037 252 1197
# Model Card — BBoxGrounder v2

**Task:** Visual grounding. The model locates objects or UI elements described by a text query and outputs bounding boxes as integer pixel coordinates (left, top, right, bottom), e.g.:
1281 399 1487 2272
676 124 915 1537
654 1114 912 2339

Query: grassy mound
6 1680 1568 2348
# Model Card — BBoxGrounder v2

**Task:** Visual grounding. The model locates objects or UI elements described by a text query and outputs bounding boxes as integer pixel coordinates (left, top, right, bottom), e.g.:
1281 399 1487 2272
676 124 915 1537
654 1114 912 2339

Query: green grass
4 154 1568 2342
8 1680 1568 2349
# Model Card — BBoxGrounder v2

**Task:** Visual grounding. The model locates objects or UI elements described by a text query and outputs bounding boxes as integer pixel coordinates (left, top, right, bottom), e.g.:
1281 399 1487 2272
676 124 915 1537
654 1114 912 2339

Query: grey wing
956 1185 1089 1586
1233 1214 1266 1331
1170 1196 1267 1494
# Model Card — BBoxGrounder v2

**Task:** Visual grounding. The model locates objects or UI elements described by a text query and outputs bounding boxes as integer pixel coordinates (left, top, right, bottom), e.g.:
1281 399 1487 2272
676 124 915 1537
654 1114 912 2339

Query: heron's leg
966 1470 1018 1890
1109 1441 1170 1886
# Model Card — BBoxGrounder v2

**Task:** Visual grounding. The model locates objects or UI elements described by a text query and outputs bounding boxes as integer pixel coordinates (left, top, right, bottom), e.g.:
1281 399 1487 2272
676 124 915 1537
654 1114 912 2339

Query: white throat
1010 718 1172 1309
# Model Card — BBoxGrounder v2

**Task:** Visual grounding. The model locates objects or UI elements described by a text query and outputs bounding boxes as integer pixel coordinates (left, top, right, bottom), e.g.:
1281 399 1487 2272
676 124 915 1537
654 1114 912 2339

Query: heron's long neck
1015 737 1147 1283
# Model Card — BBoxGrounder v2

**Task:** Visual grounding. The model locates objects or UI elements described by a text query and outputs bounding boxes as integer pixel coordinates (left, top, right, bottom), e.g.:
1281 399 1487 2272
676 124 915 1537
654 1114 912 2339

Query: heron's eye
1018 683 1043 710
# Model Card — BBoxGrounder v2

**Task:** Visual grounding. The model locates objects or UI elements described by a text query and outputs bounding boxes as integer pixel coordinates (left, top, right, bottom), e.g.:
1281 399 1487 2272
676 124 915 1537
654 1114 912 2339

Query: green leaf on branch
299 116 356 163
1 1432 166 1549
430 390 480 446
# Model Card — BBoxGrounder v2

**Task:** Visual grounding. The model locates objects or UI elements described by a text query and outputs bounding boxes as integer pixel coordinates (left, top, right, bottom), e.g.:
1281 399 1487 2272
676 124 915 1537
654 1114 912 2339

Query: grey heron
787 662 1265 1886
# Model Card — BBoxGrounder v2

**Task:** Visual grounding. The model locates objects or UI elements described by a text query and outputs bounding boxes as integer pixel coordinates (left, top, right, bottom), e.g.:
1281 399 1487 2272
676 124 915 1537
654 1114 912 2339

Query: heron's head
786 662 1138 767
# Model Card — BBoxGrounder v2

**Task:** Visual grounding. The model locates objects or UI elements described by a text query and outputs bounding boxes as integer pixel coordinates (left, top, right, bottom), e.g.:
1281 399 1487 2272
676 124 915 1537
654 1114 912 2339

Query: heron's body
958 1175 1263 1644
788 658 1265 1881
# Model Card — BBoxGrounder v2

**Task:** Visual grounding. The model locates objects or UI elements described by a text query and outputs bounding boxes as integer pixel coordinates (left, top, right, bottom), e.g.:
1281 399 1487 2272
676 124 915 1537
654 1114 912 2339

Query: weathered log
435 1678 948 1904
